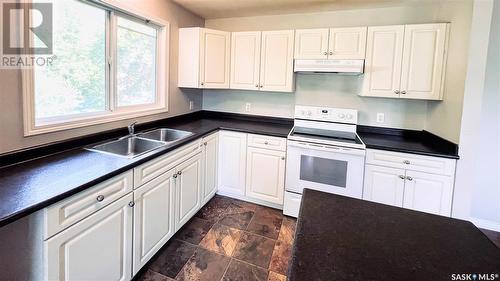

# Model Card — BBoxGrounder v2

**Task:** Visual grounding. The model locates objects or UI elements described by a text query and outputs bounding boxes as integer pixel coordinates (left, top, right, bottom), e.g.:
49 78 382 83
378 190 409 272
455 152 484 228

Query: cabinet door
403 171 453 216
362 25 404 98
200 28 230 89
175 153 203 231
202 133 219 204
218 131 247 196
400 23 449 100
230 31 261 90
133 170 175 275
363 165 405 207
259 30 295 92
328 27 367 59
46 194 133 281
245 147 285 205
294 29 329 59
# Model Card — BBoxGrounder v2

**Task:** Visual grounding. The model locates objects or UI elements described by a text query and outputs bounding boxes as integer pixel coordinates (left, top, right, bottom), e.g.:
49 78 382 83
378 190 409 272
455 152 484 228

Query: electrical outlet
245 103 251 112
189 100 194 110
376 113 385 123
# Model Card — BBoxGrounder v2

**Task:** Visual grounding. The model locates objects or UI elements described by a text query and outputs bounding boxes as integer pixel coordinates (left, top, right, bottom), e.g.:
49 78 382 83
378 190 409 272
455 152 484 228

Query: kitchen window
22 0 169 135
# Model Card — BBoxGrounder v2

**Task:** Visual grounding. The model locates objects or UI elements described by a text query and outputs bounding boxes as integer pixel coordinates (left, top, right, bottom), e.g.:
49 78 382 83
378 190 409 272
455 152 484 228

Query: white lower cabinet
46 193 133 281
363 165 405 207
245 147 285 204
403 171 453 216
132 170 175 275
175 152 203 231
363 149 456 216
202 133 219 204
218 131 247 196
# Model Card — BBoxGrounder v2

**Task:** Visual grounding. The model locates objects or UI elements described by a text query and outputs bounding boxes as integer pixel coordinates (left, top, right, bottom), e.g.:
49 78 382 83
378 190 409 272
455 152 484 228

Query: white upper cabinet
230 31 262 90
178 27 230 89
259 30 295 92
294 27 367 60
400 23 449 100
362 23 449 100
294 29 329 59
362 25 405 98
328 27 367 59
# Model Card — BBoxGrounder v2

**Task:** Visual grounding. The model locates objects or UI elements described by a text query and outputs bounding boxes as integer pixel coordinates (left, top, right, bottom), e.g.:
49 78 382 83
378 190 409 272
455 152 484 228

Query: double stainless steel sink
88 128 193 158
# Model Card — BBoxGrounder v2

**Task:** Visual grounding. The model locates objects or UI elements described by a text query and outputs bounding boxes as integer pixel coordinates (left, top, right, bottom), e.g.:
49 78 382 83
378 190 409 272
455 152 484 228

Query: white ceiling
172 0 431 19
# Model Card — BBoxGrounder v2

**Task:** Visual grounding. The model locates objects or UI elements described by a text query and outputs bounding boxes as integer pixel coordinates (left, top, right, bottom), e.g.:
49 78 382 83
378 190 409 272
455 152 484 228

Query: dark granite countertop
288 189 500 281
0 111 293 227
358 125 459 159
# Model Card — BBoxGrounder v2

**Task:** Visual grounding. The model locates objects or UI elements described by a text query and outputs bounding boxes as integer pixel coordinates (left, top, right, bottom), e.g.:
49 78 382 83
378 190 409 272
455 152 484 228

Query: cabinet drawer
44 171 133 240
366 149 456 176
247 134 286 151
134 139 202 188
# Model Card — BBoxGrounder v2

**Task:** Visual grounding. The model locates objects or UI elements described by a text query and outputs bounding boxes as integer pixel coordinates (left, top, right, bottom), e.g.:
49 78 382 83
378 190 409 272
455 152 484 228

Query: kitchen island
288 189 500 281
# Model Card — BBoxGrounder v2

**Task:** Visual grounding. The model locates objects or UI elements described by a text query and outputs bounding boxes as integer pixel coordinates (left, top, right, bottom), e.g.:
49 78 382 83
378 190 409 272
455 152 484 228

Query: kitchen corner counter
0 111 293 228
288 189 500 281
358 126 459 159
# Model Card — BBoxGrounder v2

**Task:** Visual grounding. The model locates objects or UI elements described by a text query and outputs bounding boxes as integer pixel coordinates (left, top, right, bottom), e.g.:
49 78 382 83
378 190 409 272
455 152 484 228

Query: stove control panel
295 105 358 124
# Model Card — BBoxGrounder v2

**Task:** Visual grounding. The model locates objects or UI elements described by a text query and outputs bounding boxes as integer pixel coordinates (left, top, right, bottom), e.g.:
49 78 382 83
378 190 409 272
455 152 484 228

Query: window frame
22 0 169 136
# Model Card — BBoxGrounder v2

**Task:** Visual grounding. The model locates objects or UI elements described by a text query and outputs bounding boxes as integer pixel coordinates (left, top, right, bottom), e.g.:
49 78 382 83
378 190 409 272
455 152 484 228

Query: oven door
285 140 365 198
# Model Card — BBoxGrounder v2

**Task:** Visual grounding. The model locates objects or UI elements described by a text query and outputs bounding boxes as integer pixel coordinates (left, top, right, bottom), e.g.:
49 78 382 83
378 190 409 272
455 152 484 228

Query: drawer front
366 149 456 176
44 171 133 240
247 134 286 151
134 139 202 188
283 192 302 218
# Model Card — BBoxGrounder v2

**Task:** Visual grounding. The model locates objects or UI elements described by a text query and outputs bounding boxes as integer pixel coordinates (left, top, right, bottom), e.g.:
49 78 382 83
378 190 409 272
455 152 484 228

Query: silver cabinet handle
200 82 204 86
400 90 407 95
128 201 135 207
255 84 259 88
406 176 413 181
394 90 400 94
329 51 333 55
204 142 207 146
399 175 406 179
403 160 411 165
259 85 263 88
264 141 269 145
323 51 328 55
281 157 285 160
173 174 178 179
177 171 182 175
96 195 104 202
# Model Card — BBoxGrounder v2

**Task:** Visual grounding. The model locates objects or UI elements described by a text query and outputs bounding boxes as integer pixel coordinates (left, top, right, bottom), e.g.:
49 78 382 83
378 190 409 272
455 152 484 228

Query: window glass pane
116 16 157 107
34 0 106 121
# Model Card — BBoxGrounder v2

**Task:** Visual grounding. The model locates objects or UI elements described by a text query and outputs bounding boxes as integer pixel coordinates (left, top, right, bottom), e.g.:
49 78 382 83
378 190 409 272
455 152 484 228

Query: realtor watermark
1 1 55 68
451 273 500 281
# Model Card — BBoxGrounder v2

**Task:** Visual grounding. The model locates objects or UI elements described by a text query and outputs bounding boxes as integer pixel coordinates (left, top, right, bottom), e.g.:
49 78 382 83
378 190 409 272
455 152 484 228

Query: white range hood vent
294 59 364 74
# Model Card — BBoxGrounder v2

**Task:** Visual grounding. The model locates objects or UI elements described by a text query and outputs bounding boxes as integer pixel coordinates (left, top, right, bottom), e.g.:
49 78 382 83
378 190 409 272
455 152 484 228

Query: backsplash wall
204 74 428 129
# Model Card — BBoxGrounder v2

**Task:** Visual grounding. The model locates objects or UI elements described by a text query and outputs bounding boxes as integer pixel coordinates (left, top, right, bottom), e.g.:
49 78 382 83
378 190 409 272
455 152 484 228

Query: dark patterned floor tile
175 247 230 281
278 217 296 244
148 240 196 278
222 259 268 281
199 223 242 256
174 217 213 245
219 204 255 230
233 232 276 268
195 195 233 223
269 240 293 275
227 198 259 212
246 207 283 239
267 271 287 281
136 269 174 281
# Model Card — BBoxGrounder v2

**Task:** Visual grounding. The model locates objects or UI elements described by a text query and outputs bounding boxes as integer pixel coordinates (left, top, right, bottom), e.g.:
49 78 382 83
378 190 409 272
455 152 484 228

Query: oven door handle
287 141 366 156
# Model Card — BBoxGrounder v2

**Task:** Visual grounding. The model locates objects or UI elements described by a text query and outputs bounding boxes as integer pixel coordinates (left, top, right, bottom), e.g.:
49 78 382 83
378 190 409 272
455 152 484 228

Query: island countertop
288 189 500 281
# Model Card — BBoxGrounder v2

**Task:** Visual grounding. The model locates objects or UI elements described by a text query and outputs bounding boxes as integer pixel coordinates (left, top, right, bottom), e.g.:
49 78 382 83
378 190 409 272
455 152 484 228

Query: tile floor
135 195 296 281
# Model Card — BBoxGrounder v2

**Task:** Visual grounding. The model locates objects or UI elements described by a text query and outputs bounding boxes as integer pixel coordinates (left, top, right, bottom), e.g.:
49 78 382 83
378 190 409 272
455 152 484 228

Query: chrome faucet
127 121 138 136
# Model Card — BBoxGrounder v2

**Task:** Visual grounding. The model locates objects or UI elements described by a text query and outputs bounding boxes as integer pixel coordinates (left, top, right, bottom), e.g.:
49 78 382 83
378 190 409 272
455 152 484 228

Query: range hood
294 59 364 74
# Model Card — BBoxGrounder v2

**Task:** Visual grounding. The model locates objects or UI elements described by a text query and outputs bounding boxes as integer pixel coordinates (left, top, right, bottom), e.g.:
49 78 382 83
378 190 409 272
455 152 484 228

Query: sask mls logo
1 1 54 68
451 273 500 281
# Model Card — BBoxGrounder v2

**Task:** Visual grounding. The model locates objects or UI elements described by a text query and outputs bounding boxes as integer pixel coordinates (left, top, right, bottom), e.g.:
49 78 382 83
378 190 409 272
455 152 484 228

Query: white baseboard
216 190 283 210
470 217 500 232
